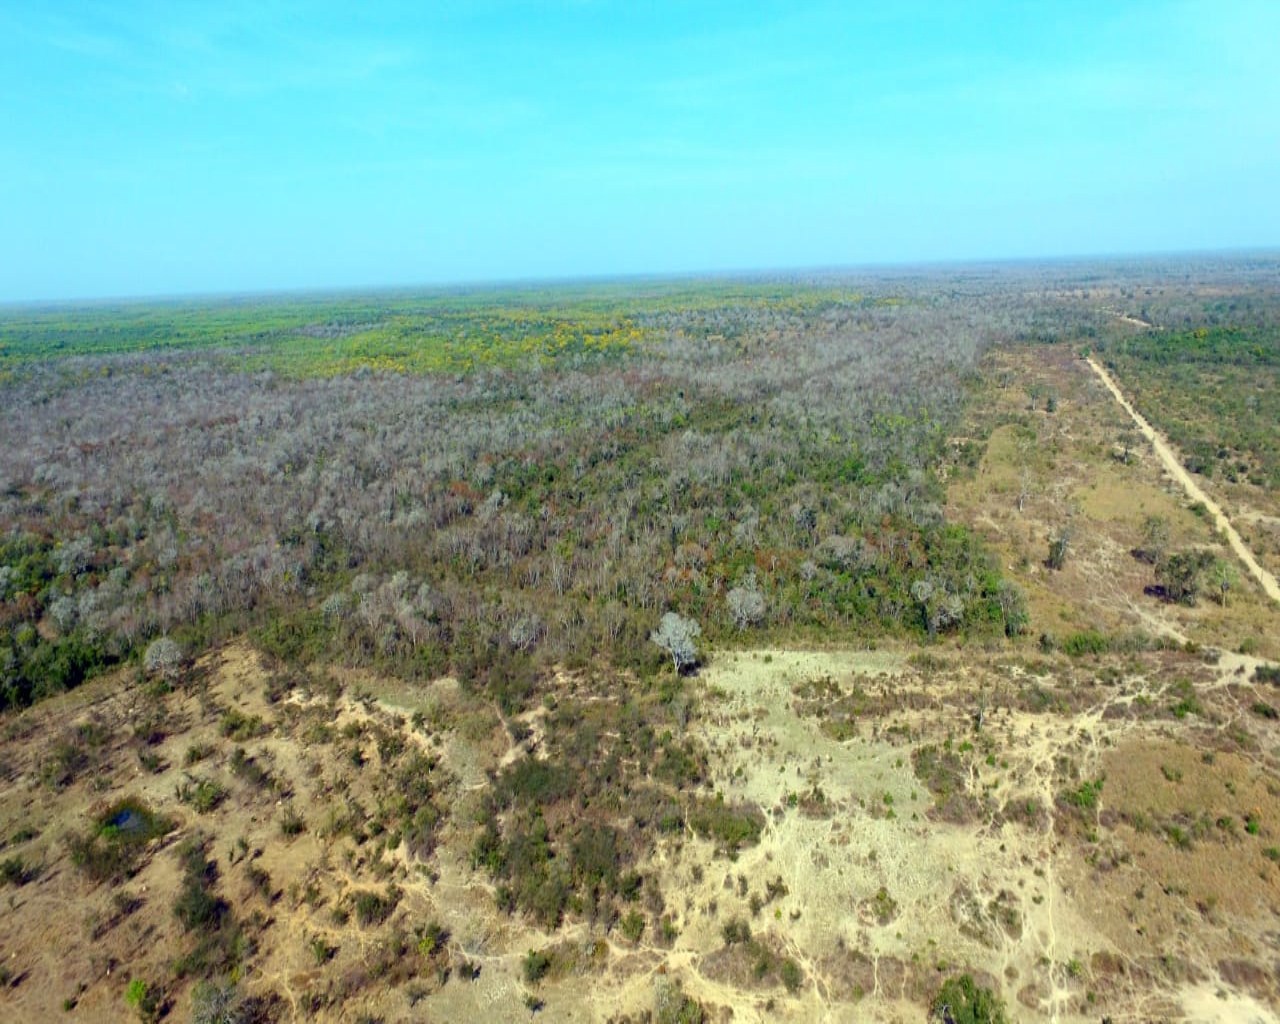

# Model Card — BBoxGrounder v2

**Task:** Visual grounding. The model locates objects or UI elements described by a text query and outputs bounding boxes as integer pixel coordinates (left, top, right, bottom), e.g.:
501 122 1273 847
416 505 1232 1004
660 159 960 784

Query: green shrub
0 856 31 886
1062 779 1104 811
1062 631 1109 657
523 948 552 985
124 978 161 1022
352 886 400 927
687 798 765 855
220 709 265 741
69 798 171 883
721 917 751 946
620 909 645 943
177 777 227 814
932 973 1008 1024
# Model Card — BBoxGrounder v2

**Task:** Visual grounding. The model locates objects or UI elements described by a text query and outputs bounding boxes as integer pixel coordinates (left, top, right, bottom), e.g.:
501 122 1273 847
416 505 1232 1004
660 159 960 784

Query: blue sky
2 1 1278 301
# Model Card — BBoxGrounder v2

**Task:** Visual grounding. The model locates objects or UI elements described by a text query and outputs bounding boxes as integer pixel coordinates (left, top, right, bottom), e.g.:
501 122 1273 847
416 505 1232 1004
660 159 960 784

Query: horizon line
3 244 1278 311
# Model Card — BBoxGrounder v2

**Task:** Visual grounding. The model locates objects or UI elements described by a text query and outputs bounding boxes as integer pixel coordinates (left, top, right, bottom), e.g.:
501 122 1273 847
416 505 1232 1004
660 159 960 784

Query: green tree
1210 558 1238 606
932 973 1008 1024
1156 549 1216 605
1138 515 1169 565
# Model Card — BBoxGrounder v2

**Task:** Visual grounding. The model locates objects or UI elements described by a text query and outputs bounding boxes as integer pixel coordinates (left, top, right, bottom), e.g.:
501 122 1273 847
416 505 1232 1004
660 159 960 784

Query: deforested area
3 257 1280 1023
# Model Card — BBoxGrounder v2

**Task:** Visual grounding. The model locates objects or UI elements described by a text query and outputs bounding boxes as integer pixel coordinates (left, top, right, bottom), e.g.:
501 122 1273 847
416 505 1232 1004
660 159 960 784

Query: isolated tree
726 574 766 630
1138 515 1169 566
1156 549 1216 605
190 979 246 1024
1046 528 1071 571
651 612 701 674
1211 559 1238 607
995 580 1029 637
144 636 184 682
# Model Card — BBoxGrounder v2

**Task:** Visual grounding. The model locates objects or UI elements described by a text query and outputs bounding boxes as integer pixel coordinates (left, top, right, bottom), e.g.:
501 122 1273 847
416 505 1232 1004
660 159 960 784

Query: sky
2 0 1278 302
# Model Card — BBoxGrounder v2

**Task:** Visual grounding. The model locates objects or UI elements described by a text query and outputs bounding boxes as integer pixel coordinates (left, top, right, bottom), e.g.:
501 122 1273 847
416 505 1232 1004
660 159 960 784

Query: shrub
279 805 306 836
69 798 172 883
932 974 1008 1024
721 917 751 946
124 978 161 1022
173 837 228 933
620 909 645 943
1062 631 1109 657
220 710 265 741
1156 549 1216 605
189 980 245 1024
687 798 764 855
523 948 552 985
0 855 31 886
1063 779 1104 811
177 777 227 814
352 887 400 927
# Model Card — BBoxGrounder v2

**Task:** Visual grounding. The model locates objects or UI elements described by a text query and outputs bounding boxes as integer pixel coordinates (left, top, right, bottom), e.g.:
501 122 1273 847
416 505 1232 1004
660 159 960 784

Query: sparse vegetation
2 261 1280 1022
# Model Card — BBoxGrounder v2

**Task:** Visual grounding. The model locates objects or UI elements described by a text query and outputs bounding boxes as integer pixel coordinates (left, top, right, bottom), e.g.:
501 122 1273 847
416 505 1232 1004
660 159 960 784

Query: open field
3 256 1280 1023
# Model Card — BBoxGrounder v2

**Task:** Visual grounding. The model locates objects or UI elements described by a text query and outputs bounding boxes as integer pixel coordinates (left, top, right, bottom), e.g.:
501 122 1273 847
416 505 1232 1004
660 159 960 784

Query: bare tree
144 636 184 682
726 573 766 630
651 612 701 674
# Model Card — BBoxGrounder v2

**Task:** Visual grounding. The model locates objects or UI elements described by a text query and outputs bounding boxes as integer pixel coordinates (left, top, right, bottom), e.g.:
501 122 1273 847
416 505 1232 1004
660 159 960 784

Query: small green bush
932 973 1008 1024
523 948 552 985
124 978 161 1022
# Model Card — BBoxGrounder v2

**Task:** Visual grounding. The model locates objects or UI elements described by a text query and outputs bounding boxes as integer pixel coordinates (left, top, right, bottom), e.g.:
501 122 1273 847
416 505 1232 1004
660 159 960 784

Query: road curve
1085 355 1280 605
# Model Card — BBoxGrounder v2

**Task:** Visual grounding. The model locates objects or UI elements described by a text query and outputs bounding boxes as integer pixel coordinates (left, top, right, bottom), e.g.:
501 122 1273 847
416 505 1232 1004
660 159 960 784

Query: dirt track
1085 355 1280 604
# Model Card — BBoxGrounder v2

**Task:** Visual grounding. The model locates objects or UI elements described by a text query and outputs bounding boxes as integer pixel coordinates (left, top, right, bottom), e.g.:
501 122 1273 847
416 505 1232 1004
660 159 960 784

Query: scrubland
2 255 1279 1022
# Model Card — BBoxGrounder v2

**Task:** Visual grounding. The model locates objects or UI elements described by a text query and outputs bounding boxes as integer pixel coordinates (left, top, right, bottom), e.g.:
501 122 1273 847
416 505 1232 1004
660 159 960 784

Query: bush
1156 549 1216 605
1062 631 1109 657
173 837 228 933
69 798 172 883
1062 779 1104 811
523 948 552 985
279 805 306 836
932 974 1008 1024
620 909 645 943
0 855 31 886
687 798 765 855
190 980 245 1024
721 917 751 946
124 978 161 1022
220 710 265 741
352 887 400 927
177 777 227 814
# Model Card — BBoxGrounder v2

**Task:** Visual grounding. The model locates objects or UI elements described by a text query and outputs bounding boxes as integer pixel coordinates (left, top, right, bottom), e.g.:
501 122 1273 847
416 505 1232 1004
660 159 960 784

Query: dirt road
1085 355 1280 604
